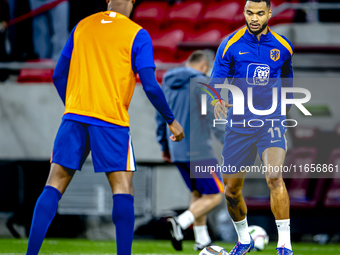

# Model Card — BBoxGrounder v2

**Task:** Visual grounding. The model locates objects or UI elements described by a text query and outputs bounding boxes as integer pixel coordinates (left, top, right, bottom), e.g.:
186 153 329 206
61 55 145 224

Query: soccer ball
199 245 229 255
249 225 269 251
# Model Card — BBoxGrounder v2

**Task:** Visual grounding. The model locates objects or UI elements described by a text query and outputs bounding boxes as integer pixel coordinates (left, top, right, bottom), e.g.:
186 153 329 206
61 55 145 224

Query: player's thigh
191 190 202 204
46 163 76 195
106 171 134 195
88 125 136 172
51 119 90 171
222 127 257 174
257 123 287 163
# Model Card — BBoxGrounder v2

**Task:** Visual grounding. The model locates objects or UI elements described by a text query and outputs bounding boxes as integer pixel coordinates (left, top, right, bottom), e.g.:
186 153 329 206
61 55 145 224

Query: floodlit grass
0 239 340 255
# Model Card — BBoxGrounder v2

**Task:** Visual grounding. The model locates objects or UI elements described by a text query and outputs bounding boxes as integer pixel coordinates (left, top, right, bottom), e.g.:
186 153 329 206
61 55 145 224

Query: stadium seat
269 0 296 25
177 28 224 61
285 147 323 209
245 196 271 211
292 126 319 148
156 69 167 84
184 28 224 43
17 59 54 83
132 1 169 32
164 1 204 30
199 1 243 34
323 148 340 208
150 29 185 62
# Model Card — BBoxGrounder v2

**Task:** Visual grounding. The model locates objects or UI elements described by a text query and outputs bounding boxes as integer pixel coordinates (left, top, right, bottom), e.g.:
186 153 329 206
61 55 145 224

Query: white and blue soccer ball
199 245 229 255
249 225 269 251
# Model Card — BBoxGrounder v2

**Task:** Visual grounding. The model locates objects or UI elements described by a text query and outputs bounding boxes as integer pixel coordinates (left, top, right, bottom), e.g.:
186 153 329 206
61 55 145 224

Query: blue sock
112 194 135 255
26 186 62 255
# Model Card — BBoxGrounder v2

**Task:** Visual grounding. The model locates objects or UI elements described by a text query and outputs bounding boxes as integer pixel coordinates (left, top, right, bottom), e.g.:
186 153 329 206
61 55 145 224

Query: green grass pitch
1 239 340 255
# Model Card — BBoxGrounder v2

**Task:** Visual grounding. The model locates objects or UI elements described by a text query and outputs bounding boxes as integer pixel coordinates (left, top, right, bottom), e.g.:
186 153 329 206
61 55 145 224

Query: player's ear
106 0 110 4
268 8 272 19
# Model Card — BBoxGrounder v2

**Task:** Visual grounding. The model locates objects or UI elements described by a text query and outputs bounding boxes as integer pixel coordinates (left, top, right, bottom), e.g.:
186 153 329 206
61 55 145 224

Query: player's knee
266 177 285 191
192 190 201 200
225 186 243 203
213 193 223 205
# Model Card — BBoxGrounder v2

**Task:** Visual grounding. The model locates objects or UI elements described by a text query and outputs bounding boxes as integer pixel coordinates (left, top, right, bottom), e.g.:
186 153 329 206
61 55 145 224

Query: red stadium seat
151 29 185 63
132 1 168 31
156 69 167 84
164 1 204 30
323 148 340 208
184 28 224 43
178 29 224 61
269 0 296 25
17 59 54 83
199 1 243 34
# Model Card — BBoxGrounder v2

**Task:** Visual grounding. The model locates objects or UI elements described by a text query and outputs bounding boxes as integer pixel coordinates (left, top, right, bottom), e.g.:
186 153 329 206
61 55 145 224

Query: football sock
112 194 135 255
276 219 292 250
194 225 211 245
177 210 195 230
26 186 62 255
232 217 251 244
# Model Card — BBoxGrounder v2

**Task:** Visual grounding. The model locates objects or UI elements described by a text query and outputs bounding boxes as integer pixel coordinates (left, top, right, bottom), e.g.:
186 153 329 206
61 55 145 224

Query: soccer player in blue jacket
208 0 294 254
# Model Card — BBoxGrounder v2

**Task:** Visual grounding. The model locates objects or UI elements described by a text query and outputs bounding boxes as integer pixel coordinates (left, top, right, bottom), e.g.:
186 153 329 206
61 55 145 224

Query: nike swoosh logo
239 51 249 55
271 140 281 143
101 19 112 24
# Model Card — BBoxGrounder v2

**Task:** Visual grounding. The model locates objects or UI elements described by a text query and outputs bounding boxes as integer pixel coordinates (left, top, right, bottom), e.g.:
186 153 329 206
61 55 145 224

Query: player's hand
214 100 232 119
168 119 184 142
162 149 172 163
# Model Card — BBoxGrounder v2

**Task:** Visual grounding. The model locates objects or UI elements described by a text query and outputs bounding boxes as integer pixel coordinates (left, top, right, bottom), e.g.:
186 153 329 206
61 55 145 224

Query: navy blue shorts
51 120 136 172
222 122 287 174
175 158 224 195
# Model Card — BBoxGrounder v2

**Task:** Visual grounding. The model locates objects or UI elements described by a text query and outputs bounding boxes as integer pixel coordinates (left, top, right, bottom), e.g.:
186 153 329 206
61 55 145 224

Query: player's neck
107 5 130 17
248 26 269 41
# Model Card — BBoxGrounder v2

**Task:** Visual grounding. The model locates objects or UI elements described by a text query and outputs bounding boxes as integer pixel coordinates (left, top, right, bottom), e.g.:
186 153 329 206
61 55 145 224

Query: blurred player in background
208 0 294 254
156 51 225 251
26 0 184 255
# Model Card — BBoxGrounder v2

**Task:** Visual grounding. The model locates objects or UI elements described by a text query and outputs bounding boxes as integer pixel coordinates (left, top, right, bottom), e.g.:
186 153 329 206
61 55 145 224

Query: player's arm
281 55 294 113
52 25 77 104
209 40 233 119
155 77 173 162
155 97 171 163
197 78 225 144
132 29 184 142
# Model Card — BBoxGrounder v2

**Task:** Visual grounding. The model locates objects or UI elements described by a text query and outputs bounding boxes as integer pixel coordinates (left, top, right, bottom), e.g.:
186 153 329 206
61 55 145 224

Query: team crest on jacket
247 63 270 86
270 49 280 61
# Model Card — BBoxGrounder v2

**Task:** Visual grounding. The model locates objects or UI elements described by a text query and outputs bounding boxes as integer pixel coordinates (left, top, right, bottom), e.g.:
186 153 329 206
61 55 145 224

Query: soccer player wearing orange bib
26 1 184 255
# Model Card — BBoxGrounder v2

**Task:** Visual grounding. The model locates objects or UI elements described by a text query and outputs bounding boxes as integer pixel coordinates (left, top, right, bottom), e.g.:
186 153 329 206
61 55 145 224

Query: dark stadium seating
246 147 321 211
133 1 168 31
285 147 325 209
164 1 204 30
323 148 340 208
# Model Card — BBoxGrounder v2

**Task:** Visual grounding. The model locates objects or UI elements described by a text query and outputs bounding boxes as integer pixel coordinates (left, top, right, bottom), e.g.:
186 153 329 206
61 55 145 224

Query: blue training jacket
156 67 225 162
208 27 294 134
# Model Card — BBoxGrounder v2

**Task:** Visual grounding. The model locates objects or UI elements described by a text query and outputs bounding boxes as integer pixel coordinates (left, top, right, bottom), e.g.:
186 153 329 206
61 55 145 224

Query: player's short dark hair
245 0 271 8
187 50 209 65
